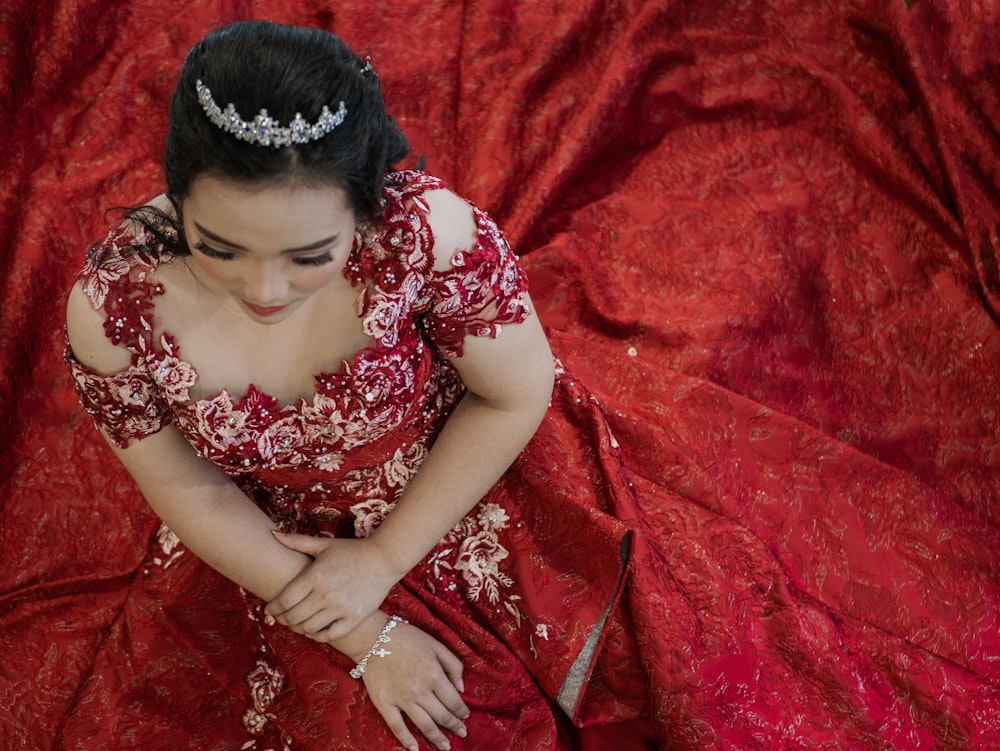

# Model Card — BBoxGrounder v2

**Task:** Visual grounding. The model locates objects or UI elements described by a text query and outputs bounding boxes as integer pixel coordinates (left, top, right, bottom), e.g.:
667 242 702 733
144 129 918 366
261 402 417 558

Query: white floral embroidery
383 444 428 488
455 530 512 604
195 392 251 450
80 251 132 309
157 524 181 555
151 523 184 569
427 545 456 583
430 501 522 622
350 498 397 538
114 374 154 407
362 290 407 346
150 352 197 403
312 453 343 472
118 413 159 438
529 620 556 657
476 502 510 531
309 505 343 522
398 269 423 304
304 400 350 438
257 418 305 462
242 659 284 739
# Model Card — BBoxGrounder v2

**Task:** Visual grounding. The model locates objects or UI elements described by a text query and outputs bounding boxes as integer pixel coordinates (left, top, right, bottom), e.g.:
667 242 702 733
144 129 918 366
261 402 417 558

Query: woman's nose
244 265 289 304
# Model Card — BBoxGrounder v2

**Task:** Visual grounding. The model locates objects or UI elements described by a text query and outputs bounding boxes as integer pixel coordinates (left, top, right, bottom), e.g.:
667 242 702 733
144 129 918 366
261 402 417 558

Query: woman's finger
264 580 311 618
295 609 342 635
315 608 369 641
433 680 469 728
424 690 468 739
435 645 466 694
371 701 420 751
270 530 331 556
272 595 325 628
403 704 453 751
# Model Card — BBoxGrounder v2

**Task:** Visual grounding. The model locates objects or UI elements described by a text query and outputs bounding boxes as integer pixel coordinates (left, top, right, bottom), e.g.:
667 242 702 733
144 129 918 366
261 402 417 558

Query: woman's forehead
184 174 355 248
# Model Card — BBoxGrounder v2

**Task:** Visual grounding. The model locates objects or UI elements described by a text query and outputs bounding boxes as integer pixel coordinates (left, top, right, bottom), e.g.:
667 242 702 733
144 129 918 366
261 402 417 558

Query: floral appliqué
427 502 523 623
240 659 292 750
79 226 157 310
151 524 184 569
345 442 430 536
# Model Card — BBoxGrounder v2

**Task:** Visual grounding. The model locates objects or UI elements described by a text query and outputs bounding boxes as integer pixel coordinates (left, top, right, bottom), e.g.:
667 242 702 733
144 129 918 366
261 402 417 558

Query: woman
63 17 995 751
66 19 648 751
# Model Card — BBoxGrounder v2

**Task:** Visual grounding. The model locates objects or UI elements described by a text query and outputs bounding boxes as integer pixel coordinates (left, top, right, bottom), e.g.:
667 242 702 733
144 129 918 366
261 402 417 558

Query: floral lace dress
63 169 1000 750
65 171 644 750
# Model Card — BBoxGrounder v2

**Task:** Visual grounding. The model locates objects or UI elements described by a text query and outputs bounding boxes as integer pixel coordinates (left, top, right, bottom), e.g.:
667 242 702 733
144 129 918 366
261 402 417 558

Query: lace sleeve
65 343 169 448
420 207 531 358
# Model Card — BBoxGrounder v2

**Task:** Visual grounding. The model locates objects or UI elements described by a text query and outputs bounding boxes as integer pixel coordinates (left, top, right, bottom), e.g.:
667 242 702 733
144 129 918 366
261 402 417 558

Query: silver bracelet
349 615 407 679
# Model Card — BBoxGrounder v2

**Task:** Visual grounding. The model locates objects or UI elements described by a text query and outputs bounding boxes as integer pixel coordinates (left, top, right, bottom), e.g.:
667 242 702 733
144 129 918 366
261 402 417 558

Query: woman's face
180 174 357 323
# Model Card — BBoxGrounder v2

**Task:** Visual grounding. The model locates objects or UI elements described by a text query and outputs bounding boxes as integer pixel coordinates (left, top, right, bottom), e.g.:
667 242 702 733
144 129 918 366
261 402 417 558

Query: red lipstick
243 301 288 316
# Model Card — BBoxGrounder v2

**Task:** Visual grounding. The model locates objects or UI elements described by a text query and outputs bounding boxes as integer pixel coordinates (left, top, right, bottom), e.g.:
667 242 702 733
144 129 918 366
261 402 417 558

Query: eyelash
193 242 333 267
193 242 234 260
292 253 334 267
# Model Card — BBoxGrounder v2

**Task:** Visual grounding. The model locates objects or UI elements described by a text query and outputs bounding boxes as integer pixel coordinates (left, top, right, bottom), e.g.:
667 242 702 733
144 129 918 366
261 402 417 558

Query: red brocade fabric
2 1 1000 750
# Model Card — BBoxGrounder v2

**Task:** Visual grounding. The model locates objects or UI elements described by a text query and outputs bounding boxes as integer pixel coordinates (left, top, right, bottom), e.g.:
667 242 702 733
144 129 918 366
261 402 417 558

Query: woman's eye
193 242 235 261
293 253 333 267
192 240 332 266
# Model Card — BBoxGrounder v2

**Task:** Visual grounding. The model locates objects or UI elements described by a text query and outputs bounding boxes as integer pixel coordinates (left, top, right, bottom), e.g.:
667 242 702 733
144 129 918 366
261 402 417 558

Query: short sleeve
65 344 169 448
66 222 184 447
420 207 531 358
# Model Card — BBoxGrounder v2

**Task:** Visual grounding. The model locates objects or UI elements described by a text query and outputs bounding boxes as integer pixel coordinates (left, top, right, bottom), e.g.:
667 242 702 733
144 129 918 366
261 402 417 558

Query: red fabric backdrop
1 0 999 748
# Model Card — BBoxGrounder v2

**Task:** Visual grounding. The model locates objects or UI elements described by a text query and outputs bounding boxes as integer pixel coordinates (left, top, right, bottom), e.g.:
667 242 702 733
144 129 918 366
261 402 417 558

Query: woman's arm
267 189 555 631
372 308 554 574
378 186 555 570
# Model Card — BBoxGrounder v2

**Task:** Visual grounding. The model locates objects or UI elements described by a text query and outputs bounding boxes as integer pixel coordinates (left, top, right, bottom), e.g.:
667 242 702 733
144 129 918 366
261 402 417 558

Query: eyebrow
193 222 338 253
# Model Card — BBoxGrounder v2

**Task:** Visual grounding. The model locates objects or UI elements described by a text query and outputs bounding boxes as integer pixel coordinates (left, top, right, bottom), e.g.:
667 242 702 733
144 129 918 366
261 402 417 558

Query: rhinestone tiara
195 79 347 148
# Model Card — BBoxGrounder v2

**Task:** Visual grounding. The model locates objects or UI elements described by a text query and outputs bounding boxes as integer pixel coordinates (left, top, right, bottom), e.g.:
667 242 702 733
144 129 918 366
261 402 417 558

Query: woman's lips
243 301 288 316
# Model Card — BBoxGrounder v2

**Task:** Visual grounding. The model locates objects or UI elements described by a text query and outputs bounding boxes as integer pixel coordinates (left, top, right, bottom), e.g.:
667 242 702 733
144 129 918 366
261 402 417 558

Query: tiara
195 79 347 148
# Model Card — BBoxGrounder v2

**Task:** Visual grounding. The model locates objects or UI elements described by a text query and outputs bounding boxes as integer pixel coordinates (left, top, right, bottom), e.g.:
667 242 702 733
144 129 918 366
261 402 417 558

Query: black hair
131 20 409 253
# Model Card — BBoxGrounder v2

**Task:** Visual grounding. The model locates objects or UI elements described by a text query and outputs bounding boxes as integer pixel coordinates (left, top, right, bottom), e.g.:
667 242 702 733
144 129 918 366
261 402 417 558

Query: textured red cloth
2 1 999 749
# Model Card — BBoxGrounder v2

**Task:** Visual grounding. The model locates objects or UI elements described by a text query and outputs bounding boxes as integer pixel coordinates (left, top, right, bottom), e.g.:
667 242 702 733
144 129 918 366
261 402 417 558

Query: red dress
65 171 999 750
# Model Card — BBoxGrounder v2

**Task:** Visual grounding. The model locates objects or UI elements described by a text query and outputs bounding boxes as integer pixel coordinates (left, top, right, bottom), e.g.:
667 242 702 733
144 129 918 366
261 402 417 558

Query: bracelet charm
350 615 407 679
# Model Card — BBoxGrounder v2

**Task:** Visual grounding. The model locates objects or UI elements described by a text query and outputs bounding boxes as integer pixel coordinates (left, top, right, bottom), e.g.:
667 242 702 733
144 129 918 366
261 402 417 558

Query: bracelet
349 615 407 679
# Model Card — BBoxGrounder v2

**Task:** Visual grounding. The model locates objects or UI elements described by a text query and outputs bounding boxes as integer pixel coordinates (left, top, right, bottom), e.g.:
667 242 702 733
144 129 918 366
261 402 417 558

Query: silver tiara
195 79 347 148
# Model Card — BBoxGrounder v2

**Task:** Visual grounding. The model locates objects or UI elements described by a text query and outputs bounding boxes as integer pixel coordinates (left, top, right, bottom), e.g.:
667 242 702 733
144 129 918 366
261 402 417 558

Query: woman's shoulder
383 171 479 272
66 273 133 376
67 197 177 372
421 189 478 273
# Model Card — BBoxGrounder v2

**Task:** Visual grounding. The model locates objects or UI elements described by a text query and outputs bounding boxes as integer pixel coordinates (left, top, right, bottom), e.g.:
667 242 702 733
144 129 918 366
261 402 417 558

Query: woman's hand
360 620 470 751
264 532 402 641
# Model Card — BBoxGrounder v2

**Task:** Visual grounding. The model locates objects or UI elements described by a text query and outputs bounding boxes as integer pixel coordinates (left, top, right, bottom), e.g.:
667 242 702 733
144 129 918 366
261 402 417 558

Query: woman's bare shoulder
421 188 478 272
65 280 133 375
65 194 175 375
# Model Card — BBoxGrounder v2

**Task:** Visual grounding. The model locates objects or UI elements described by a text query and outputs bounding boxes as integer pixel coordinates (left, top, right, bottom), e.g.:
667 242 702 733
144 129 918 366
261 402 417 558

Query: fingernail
457 726 467 738
270 529 285 536
441 743 451 751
